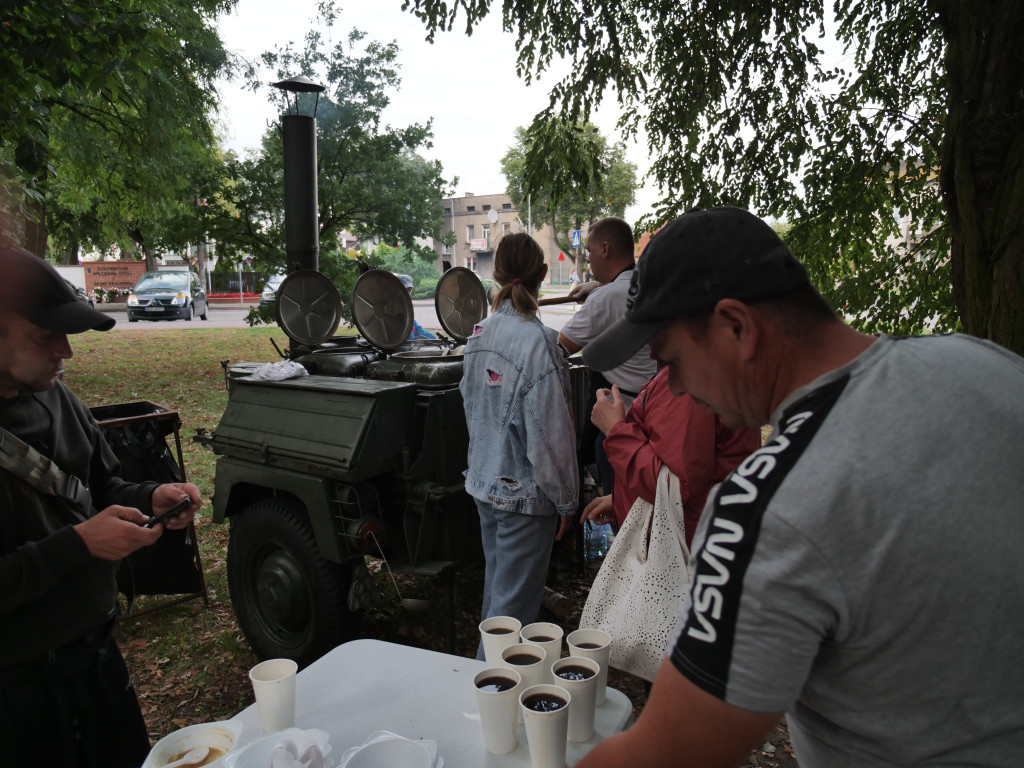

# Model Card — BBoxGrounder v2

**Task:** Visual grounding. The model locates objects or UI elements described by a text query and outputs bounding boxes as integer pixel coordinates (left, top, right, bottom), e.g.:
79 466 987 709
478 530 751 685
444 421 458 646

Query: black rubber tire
128 316 138 323
227 498 360 667
199 302 208 321
185 303 194 321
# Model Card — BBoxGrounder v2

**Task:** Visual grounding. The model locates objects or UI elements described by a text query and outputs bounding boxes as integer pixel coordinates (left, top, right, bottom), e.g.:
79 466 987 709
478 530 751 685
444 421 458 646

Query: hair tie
512 278 521 284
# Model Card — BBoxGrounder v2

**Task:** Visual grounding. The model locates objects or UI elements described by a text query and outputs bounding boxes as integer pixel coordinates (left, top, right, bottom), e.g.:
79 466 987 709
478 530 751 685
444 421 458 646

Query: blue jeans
475 499 557 660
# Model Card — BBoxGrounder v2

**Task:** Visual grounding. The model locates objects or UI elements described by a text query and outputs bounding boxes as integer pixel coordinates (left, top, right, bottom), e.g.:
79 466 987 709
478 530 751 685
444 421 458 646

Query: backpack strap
0 426 93 514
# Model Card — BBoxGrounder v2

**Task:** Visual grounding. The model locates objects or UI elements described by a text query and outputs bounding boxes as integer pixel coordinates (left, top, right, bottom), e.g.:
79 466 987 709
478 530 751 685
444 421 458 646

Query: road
101 297 580 335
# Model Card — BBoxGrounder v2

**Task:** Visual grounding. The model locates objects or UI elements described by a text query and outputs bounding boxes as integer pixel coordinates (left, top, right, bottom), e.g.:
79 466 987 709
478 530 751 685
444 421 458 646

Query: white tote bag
579 465 690 682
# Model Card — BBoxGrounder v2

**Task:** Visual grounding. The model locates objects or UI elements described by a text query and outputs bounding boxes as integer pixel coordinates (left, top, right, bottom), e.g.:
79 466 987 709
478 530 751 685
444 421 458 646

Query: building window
465 224 474 242
467 255 477 272
467 206 476 212
482 223 491 249
502 222 511 235
442 207 450 215
502 203 512 209
482 204 491 211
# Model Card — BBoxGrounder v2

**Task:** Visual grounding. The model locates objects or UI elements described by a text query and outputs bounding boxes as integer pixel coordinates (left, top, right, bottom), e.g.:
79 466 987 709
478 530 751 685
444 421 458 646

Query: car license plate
145 306 163 312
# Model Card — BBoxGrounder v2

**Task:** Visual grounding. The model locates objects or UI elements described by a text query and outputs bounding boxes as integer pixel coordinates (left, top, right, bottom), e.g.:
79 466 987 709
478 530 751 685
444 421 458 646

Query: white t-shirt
559 270 657 394
670 334 1024 767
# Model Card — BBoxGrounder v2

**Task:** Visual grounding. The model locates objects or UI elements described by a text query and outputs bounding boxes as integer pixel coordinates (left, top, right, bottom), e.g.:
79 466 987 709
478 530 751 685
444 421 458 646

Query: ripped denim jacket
459 301 579 516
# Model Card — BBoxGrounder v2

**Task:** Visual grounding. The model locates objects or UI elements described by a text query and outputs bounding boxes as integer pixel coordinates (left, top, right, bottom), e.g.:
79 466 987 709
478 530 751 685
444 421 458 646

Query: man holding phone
0 246 201 768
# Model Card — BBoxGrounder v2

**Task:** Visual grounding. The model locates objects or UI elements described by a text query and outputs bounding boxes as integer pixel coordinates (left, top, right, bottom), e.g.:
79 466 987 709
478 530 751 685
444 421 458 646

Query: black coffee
575 642 601 649
487 627 514 635
527 635 555 642
505 653 541 665
477 676 516 693
524 693 567 712
556 665 594 681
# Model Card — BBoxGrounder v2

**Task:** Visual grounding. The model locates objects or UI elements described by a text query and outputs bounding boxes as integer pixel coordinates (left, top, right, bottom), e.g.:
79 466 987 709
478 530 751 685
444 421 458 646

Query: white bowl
142 719 245 768
341 732 435 768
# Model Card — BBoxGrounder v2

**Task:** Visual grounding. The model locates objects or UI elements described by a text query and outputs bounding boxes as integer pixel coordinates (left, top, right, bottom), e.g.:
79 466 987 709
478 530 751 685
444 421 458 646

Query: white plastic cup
248 658 298 733
519 683 571 768
474 667 522 755
480 616 523 665
520 622 563 684
551 656 600 742
501 643 547 723
567 628 611 706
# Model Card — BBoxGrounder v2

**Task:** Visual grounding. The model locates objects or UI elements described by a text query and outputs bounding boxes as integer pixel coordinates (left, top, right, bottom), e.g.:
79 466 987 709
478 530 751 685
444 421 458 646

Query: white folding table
231 638 634 767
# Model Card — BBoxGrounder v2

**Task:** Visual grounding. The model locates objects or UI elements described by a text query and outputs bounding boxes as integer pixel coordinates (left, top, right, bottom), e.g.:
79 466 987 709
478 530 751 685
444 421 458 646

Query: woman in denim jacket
461 233 579 657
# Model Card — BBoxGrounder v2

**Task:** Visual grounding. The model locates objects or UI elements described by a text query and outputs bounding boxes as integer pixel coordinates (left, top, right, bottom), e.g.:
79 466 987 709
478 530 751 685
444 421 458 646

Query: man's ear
711 299 759 361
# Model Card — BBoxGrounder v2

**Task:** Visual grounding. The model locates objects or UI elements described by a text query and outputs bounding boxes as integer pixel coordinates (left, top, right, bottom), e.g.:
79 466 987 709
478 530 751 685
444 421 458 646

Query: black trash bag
90 405 202 603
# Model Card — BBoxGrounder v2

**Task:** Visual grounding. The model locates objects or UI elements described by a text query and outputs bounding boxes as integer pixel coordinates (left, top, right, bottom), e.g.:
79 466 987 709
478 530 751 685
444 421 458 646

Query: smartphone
143 496 193 529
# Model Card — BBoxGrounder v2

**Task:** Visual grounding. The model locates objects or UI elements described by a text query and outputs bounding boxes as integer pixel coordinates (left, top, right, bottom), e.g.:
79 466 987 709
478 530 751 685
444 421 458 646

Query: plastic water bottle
585 521 614 558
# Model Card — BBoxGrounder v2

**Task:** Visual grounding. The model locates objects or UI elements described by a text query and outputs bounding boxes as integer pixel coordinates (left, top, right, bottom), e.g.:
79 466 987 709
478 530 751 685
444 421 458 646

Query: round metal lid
351 270 413 350
275 269 343 346
434 267 487 342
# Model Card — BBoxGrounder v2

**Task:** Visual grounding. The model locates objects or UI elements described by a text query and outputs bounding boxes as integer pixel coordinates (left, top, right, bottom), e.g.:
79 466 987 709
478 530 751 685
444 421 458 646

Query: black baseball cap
1 246 115 333
583 207 808 372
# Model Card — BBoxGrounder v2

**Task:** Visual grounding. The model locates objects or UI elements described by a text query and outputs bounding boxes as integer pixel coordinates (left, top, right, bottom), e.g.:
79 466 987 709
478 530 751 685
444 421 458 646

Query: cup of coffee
519 684 571 768
248 658 298 733
520 621 563 684
474 667 522 755
479 616 523 665
567 628 612 705
500 643 547 723
552 656 600 742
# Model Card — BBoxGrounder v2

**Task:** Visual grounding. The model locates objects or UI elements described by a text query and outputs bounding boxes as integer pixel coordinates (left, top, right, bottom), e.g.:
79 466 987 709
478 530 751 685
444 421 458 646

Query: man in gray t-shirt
576 207 1024 768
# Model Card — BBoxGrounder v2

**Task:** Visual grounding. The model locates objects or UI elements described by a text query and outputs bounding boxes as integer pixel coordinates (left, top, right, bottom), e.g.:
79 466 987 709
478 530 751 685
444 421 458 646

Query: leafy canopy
402 0 957 336
501 120 637 257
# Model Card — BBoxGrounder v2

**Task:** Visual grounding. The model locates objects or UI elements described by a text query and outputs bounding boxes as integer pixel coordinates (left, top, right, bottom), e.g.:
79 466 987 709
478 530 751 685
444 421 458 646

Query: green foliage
501 121 637 258
403 0 1024 351
366 243 441 297
209 6 455 281
0 0 234 256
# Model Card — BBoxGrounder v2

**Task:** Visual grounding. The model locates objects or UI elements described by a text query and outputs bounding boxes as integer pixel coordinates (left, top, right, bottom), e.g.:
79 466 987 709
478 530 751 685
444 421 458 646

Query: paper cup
567 628 611 706
551 656 600 742
519 684 570 768
520 622 563 684
501 643 547 723
480 616 523 665
474 667 522 755
248 658 298 733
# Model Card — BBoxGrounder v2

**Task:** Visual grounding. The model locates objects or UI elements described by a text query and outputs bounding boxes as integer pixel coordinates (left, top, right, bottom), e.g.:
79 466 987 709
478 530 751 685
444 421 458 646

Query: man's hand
568 280 599 300
148 482 201 530
580 494 615 527
74 506 161 560
591 385 627 435
555 514 574 541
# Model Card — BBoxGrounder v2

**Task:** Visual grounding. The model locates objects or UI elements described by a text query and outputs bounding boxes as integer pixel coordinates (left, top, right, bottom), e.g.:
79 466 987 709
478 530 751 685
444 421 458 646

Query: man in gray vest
0 246 201 768
576 208 1024 768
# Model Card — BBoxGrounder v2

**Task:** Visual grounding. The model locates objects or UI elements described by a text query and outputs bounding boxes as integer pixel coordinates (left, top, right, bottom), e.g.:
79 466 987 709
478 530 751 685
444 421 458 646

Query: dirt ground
119 533 798 766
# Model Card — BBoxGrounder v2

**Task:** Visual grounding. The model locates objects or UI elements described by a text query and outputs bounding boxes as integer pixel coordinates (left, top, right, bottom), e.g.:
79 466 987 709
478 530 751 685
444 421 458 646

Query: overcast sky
214 0 660 222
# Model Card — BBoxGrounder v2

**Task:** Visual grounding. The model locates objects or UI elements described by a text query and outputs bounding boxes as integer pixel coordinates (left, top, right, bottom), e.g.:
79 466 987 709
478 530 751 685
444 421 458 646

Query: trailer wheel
228 498 359 667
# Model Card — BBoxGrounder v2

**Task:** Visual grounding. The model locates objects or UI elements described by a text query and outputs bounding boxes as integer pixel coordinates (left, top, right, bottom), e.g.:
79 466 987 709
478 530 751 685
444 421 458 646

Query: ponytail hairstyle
490 232 547 314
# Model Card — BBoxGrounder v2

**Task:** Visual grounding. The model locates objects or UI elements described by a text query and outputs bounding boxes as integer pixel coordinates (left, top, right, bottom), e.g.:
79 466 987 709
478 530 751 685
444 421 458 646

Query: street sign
571 230 581 248
558 251 565 261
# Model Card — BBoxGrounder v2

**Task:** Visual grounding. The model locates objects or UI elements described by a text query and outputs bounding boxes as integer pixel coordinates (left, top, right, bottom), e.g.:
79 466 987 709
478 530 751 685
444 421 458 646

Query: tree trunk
63 241 80 265
940 0 1024 356
23 198 47 257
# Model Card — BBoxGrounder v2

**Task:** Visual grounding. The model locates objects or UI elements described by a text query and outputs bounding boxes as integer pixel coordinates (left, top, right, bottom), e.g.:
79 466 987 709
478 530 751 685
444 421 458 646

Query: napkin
222 728 332 768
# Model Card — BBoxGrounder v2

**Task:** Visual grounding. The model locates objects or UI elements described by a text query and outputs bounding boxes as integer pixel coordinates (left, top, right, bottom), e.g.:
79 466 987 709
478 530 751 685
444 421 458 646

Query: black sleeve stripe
670 373 850 699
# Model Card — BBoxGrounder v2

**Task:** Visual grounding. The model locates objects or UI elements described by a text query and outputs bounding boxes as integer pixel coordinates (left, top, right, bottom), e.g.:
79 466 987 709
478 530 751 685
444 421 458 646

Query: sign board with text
83 261 148 292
